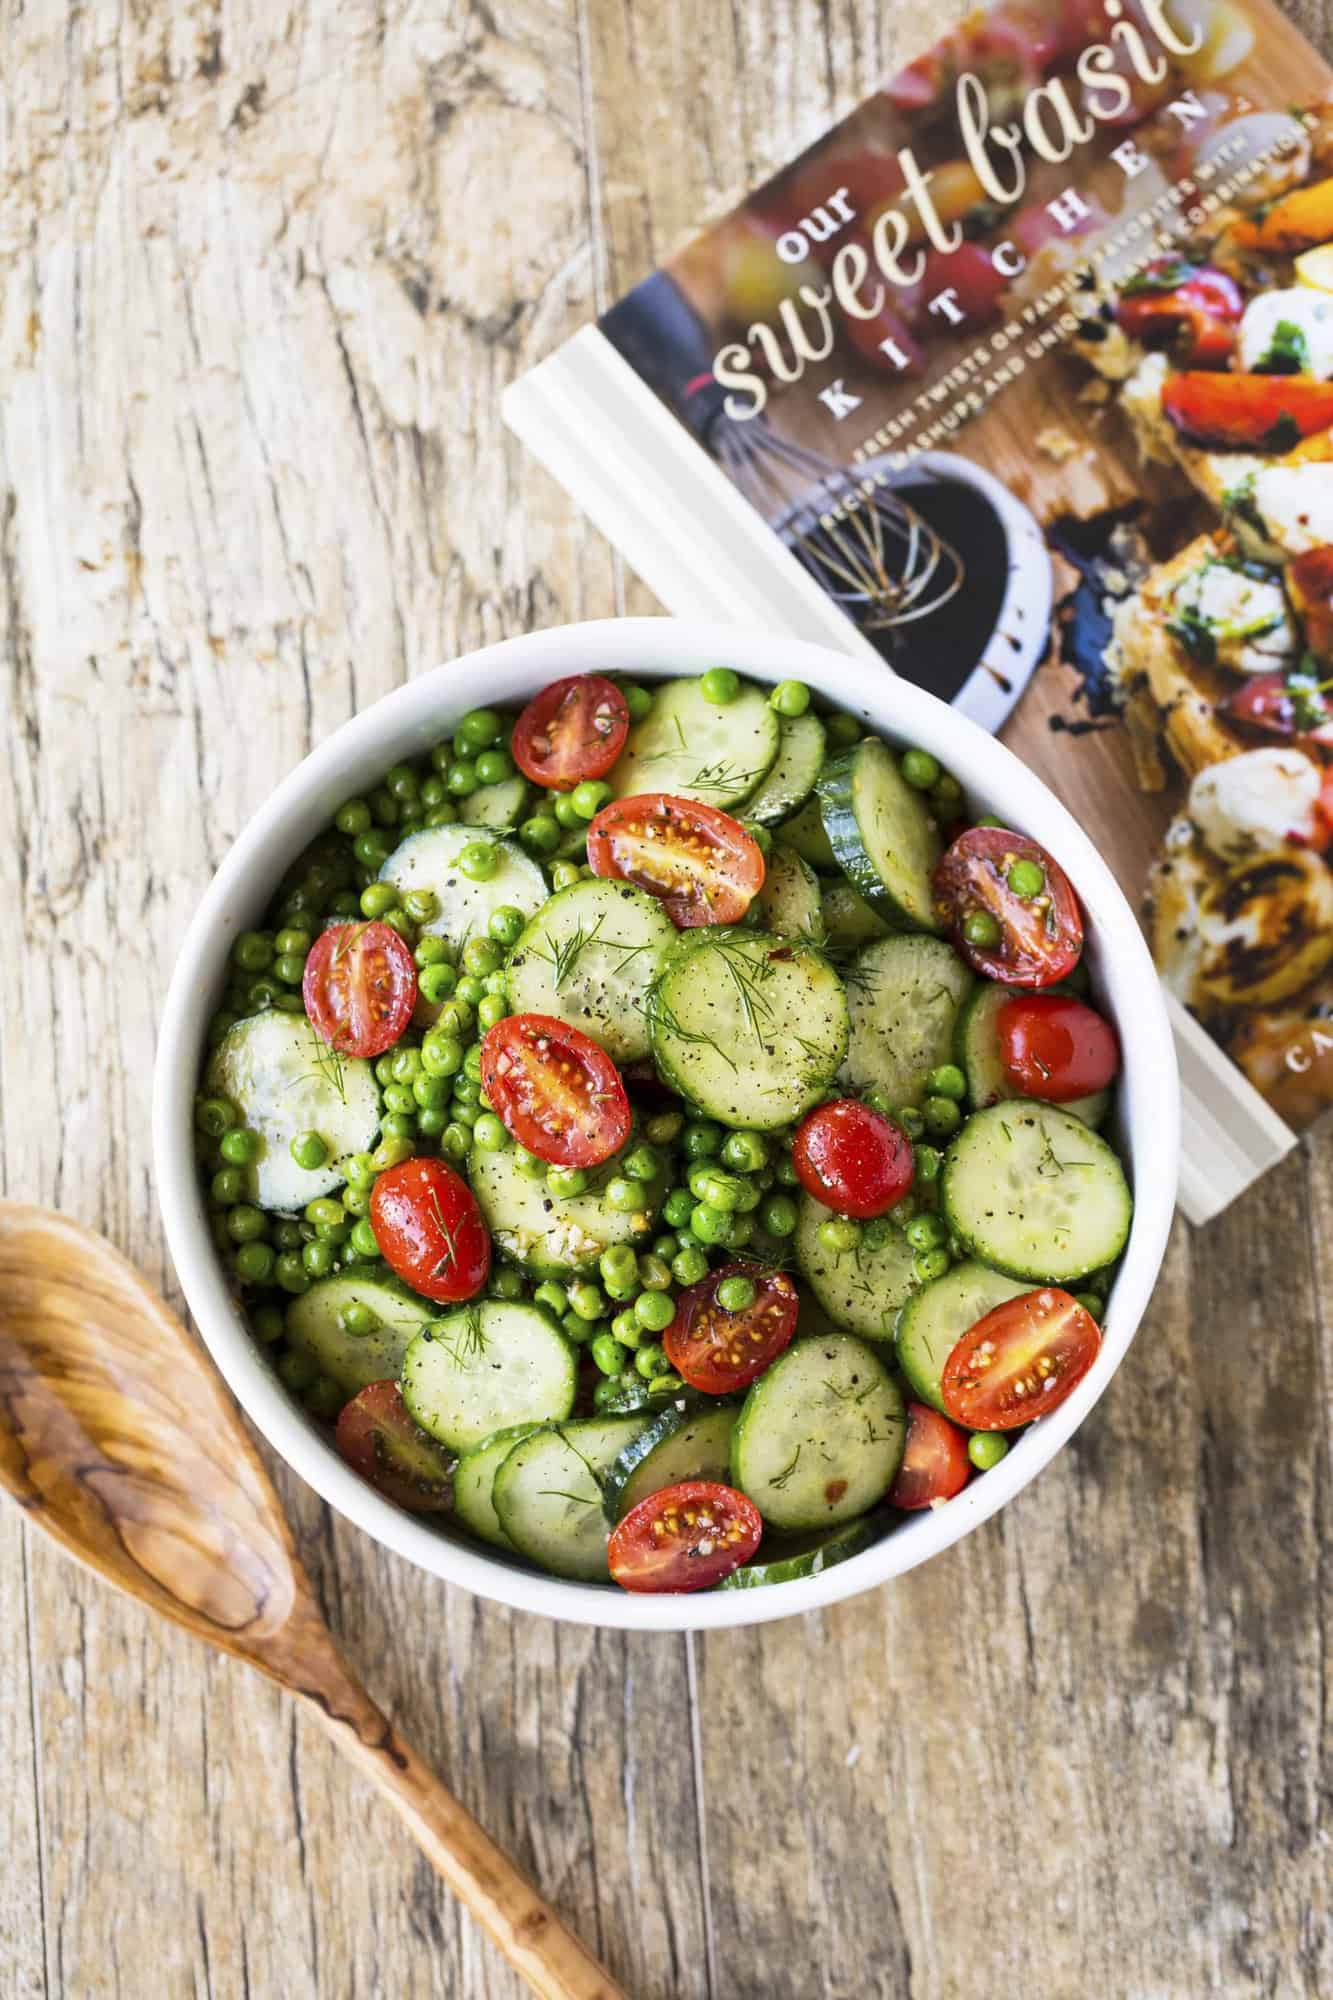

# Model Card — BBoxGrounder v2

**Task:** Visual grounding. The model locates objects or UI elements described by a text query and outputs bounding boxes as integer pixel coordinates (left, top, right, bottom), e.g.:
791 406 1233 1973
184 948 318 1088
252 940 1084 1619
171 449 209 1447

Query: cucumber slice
492 1417 646 1579
206 1012 380 1212
941 1102 1133 1283
731 1334 906 1533
736 712 827 826
817 739 943 930
609 677 779 807
401 1302 577 1453
379 826 546 949
459 775 532 830
504 879 675 1062
754 847 822 941
453 1423 544 1548
601 1399 739 1522
648 928 849 1129
955 981 1109 1127
719 1516 879 1590
894 1260 1033 1413
795 1194 921 1338
841 935 973 1108
284 1273 432 1395
819 878 890 958
469 1141 665 1276
777 795 837 872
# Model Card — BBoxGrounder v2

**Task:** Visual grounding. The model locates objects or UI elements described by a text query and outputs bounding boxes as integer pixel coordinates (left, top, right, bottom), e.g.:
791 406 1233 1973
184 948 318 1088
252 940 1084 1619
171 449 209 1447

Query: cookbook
504 0 1333 1224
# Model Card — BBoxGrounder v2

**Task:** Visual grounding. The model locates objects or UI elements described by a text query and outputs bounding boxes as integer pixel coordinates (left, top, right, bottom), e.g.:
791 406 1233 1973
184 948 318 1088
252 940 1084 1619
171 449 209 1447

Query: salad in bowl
174 637 1152 1607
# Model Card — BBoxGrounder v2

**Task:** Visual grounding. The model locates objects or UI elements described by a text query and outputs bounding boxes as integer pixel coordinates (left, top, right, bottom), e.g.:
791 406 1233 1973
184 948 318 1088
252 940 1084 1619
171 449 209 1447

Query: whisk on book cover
504 0 1333 1222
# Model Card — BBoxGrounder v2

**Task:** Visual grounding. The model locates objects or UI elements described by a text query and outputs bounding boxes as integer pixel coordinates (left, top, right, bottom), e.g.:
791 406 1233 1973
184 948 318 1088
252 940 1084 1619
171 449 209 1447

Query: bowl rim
152 617 1179 1631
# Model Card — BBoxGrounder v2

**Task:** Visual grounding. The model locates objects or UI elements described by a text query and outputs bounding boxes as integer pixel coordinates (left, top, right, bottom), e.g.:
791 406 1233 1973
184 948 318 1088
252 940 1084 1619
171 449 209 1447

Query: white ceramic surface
153 619 1179 1630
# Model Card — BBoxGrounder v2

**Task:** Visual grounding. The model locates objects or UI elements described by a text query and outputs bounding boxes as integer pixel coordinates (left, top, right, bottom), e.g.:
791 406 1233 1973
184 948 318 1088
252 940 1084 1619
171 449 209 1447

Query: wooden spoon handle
306 1692 625 2000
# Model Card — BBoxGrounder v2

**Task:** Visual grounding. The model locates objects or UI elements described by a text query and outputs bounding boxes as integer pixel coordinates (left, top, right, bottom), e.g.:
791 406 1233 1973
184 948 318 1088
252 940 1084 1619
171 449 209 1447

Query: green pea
914 1144 942 1184
234 1241 275 1284
206 1011 238 1048
435 998 473 1039
611 1310 642 1347
534 1281 569 1317
489 904 525 947
226 1204 268 1244
617 680 653 722
769 679 810 718
441 1122 471 1162
662 1187 695 1229
1074 1293 1102 1319
425 804 458 828
546 1164 588 1198
899 748 941 791
446 760 479 799
450 1100 479 1129
702 1170 747 1213
300 1239 334 1279
477 994 507 1031
232 931 273 972
720 1130 767 1174
457 937 496 981
421 1032 464 1078
469 1113 506 1152
634 1289 676 1332
217 1126 259 1168
759 1193 797 1238
519 814 561 857
278 1348 317 1392
896 1106 926 1140
1007 858 1046 899
249 1304 284 1344
489 1267 525 1301
772 1152 800 1187
453 975 484 1009
474 748 514 786
682 1120 722 1160
826 713 862 747
599 1245 640 1297
272 1219 304 1250
636 1253 672 1291
329 891 361 918
913 1247 951 1282
633 1342 666 1380
380 1083 413 1117
562 1282 601 1322
619 1145 659 1185
303 1197 344 1232
302 1373 343 1421
818 1216 860 1253
415 936 449 972
904 1213 947 1251
671 1244 709 1286
371 1134 414 1173
644 1111 684 1146
689 1202 733 1246
338 1302 379 1337
591 1333 624 1377
926 1064 967 1103
968 1431 1009 1471
604 1177 642 1214
931 773 963 809
862 1217 895 1252
357 882 396 921
274 928 311 958
384 764 420 803
195 1095 237 1137
272 991 306 1015
457 841 495 882
429 741 454 773
549 860 582 891
381 1112 417 1141
562 779 605 822
514 1147 549 1181
716 1273 756 1313
274 1253 311 1297
351 831 391 871
416 963 454 1007
924 1096 962 1139
409 1074 447 1112
210 1166 246 1207
457 707 503 751
396 890 435 929
552 792 582 830
420 776 447 809
483 969 508 996
343 1218 377 1259
701 666 739 705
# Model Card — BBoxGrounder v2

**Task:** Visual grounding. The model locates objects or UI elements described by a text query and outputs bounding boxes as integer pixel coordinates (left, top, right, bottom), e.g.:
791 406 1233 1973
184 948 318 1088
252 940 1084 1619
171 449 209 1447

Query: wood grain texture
1 2 1329 1998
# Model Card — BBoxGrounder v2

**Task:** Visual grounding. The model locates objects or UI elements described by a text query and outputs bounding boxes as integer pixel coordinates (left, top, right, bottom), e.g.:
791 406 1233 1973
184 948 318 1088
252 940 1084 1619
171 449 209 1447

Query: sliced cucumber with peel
401 1302 577 1454
795 1194 920 1339
955 981 1110 1127
731 1334 906 1533
453 1423 544 1548
894 1260 1034 1413
777 795 837 872
737 711 827 825
207 1011 381 1212
285 1273 432 1395
941 1101 1133 1284
469 1139 665 1276
459 775 531 830
817 739 943 931
492 1417 646 1579
504 878 675 1062
719 1515 879 1590
379 825 546 948
819 878 890 958
754 846 822 941
841 934 973 1108
609 677 779 807
601 1399 738 1523
648 928 848 1129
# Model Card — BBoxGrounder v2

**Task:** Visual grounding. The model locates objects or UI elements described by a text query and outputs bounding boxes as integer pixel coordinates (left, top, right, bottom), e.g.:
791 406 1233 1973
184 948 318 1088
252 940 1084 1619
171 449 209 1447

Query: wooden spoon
0 1202 622 2000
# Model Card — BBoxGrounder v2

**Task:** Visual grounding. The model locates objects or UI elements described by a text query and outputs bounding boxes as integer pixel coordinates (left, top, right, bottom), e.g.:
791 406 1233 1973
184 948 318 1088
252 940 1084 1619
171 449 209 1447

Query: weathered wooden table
2 3 1330 1995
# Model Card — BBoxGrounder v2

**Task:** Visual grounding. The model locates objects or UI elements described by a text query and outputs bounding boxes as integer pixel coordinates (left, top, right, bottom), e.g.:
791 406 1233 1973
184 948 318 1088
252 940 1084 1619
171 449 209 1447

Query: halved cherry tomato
302 921 417 1059
842 298 925 375
586 793 765 928
1163 373 1333 450
479 1012 631 1167
888 1403 972 1510
997 993 1120 1102
335 1381 455 1514
1221 670 1333 745
369 1156 491 1302
663 1263 798 1395
1289 547 1333 661
1114 261 1242 367
941 1287 1101 1431
608 1479 762 1593
933 827 1083 986
511 674 629 791
915 243 1008 329
791 1098 914 1217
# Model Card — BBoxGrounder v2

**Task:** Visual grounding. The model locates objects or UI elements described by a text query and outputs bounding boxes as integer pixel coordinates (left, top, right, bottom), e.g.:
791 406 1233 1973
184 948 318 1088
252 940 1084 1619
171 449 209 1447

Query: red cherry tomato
915 243 1008 329
1114 261 1242 367
1220 670 1333 746
608 1479 763 1593
997 993 1120 1102
841 290 925 374
511 674 629 790
479 1012 631 1167
888 1403 972 1510
369 1157 491 1303
302 921 417 1059
586 793 765 928
941 1287 1102 1431
1162 372 1333 451
1289 546 1333 662
933 826 1083 987
335 1381 455 1514
663 1263 798 1395
790 1098 914 1218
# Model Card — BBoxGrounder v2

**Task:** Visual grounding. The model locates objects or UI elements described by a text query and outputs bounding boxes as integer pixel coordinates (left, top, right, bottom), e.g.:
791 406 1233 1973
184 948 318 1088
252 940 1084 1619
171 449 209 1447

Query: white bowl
153 619 1179 1631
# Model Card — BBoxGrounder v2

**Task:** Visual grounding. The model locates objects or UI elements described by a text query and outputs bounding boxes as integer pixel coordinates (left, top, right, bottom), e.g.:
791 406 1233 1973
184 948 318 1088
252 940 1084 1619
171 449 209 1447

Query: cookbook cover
504 0 1333 1225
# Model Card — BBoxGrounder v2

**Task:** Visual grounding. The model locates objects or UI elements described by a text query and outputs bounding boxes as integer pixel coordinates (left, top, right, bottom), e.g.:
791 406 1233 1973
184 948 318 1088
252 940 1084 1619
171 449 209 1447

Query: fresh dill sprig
770 1446 803 1490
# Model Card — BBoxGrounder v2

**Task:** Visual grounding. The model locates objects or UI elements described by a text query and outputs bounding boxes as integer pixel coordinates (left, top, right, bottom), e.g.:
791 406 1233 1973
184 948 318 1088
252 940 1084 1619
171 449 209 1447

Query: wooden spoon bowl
0 1201 620 2000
